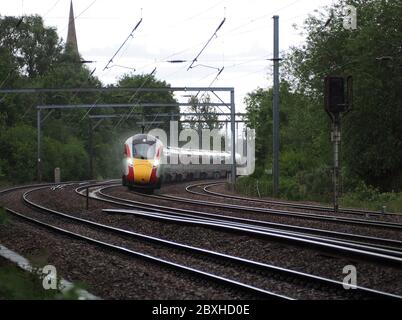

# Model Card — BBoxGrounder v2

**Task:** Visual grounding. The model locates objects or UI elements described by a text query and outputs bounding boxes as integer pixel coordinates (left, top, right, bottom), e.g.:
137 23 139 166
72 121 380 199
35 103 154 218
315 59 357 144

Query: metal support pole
230 89 236 185
244 126 248 157
86 186 89 210
236 122 239 144
273 15 280 196
89 119 94 180
37 109 42 182
332 114 341 213
225 122 228 153
198 115 202 150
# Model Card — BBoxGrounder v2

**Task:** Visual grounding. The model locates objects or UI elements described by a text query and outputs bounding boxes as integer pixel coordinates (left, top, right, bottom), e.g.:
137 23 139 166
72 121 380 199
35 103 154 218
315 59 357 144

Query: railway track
190 181 402 217
142 183 402 231
1 181 402 299
11 183 402 299
1 183 287 300
78 184 402 267
92 184 402 250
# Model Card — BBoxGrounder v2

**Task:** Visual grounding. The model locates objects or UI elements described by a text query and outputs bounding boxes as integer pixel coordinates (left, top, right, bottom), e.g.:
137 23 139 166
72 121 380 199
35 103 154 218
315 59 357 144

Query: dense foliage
1 0 401 209
285 0 402 191
244 82 333 200
241 0 401 207
0 15 178 183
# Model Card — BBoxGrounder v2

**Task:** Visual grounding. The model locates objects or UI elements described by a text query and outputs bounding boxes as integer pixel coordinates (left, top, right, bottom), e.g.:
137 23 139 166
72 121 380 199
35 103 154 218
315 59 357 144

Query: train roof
165 146 231 157
125 134 241 159
125 134 161 144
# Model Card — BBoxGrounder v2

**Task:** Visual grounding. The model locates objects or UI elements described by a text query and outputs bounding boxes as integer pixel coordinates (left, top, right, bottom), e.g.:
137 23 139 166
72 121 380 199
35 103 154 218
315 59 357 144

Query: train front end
122 134 163 190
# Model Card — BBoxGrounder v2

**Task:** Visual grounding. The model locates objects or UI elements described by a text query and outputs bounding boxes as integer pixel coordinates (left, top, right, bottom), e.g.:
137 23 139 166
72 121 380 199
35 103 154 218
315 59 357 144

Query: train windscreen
132 141 156 159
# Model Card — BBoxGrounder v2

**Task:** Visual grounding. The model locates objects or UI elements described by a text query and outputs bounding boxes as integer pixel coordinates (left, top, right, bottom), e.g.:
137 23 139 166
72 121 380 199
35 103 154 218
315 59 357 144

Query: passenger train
122 133 241 190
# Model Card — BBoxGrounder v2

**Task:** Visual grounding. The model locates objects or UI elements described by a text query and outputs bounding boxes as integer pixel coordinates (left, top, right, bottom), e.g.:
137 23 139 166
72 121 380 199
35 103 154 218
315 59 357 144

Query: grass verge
0 207 10 226
235 176 402 213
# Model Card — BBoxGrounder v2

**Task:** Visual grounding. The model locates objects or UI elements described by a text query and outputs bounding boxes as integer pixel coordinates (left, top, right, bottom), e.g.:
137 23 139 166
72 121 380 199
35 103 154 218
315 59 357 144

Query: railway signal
324 76 353 213
325 76 352 115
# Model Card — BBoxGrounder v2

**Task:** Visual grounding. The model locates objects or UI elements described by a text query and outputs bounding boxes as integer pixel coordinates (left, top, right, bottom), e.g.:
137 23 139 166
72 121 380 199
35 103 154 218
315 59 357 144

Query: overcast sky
1 0 334 111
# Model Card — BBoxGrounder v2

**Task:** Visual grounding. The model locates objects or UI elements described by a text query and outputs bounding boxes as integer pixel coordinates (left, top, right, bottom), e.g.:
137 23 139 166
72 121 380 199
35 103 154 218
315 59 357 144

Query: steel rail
21 184 401 300
116 206 402 253
147 184 402 230
74 184 402 266
140 190 402 232
0 183 68 196
196 181 402 217
0 180 109 197
88 185 402 253
18 184 295 299
5 207 288 300
91 185 402 252
103 207 402 266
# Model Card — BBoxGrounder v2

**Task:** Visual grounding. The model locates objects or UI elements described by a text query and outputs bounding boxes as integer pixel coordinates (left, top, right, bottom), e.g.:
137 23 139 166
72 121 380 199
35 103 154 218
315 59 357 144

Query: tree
284 0 402 191
102 73 179 132
0 15 102 183
186 94 222 131
0 125 37 182
245 82 328 173
245 88 273 166
0 15 62 78
86 73 180 178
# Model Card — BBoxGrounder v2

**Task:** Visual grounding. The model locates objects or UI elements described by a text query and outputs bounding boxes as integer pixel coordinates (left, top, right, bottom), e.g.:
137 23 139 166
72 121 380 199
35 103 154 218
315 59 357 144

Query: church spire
66 0 79 55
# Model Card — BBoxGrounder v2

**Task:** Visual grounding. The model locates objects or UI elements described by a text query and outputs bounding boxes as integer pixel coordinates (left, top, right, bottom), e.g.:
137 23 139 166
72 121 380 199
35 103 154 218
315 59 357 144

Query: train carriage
122 133 241 191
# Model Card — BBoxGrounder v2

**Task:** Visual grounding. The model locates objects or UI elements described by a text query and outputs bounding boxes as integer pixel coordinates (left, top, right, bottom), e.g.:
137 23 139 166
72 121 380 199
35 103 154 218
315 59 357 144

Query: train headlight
153 159 160 167
126 158 133 166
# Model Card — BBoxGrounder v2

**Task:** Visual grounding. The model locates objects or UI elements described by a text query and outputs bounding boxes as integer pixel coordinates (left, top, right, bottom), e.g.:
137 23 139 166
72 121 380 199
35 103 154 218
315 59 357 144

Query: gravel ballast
1 182 401 299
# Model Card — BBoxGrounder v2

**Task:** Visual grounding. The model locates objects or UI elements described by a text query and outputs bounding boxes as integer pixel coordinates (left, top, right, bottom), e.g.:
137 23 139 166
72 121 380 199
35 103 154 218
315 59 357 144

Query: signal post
324 76 352 213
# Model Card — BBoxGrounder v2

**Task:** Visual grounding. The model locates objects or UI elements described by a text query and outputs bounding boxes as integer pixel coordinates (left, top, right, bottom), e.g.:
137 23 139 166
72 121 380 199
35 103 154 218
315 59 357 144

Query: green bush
58 137 89 181
281 150 312 177
236 174 402 213
0 162 4 179
295 166 332 201
235 176 258 197
0 264 56 300
0 124 92 183
280 177 304 201
0 261 86 300
236 175 303 200
341 182 402 213
0 125 37 183
0 207 9 225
